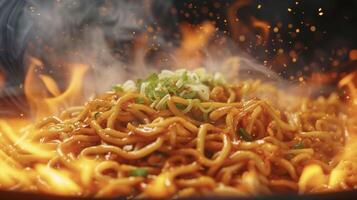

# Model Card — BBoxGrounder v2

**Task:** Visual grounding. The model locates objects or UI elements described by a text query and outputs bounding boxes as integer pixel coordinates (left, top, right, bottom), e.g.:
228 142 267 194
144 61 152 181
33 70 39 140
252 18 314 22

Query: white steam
21 0 282 98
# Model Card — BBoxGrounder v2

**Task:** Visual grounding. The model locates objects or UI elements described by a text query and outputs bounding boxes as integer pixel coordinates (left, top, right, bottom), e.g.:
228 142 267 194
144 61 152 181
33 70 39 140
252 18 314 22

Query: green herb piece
112 85 124 92
180 90 197 99
182 71 189 81
175 103 186 110
237 128 253 142
146 73 159 82
202 112 209 121
129 168 148 177
292 142 304 149
135 97 145 104
136 78 143 87
133 69 227 109
94 112 100 120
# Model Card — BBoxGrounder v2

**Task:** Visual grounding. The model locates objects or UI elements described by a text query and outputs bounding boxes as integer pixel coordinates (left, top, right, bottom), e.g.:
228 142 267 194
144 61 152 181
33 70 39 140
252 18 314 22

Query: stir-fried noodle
0 69 356 198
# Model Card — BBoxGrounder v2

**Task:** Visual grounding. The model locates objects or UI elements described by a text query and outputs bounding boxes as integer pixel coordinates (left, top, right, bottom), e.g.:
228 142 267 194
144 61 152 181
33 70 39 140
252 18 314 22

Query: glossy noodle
0 69 356 198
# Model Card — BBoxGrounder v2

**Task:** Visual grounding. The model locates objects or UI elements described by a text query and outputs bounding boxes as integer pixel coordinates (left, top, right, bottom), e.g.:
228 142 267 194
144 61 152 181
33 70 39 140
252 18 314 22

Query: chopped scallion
175 103 186 110
93 112 100 120
112 85 124 92
292 142 304 149
237 128 253 141
135 97 145 104
129 168 148 177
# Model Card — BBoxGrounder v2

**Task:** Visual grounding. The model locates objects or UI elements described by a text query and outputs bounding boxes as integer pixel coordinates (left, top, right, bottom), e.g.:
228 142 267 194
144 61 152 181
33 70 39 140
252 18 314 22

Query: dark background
174 0 357 77
0 0 356 88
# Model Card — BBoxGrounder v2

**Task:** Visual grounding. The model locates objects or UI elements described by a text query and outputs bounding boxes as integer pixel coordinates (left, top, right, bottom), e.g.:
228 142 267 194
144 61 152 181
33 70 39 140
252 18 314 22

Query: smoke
0 0 177 94
23 0 179 93
0 0 285 102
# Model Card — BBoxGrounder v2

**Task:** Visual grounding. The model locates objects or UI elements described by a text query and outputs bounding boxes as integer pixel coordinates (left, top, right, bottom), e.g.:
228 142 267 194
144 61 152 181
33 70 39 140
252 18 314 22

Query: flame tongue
298 71 357 192
24 57 88 119
339 72 357 106
0 53 356 196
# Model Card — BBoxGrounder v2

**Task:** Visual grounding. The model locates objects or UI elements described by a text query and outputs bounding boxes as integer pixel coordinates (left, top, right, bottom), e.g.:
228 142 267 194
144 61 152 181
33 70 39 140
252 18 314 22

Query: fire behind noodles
0 69 356 198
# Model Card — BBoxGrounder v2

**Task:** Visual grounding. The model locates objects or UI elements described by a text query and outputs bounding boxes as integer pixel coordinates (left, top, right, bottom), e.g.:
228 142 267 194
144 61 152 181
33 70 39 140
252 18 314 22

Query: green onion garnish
112 85 124 92
93 112 100 120
292 142 304 149
129 168 148 177
135 97 145 104
237 128 253 141
175 103 186 110
180 90 197 99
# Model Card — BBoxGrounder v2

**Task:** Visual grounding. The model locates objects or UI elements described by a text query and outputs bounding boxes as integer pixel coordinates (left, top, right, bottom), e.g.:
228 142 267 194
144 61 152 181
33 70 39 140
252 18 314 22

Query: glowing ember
175 22 215 69
339 72 357 105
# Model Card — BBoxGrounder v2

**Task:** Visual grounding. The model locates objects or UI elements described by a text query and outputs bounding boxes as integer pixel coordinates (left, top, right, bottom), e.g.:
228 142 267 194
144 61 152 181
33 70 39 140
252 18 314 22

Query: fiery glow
0 0 354 197
227 0 270 45
0 71 5 89
350 49 357 61
0 57 90 195
339 72 357 105
75 158 98 187
227 0 252 42
298 164 327 194
329 136 357 189
296 72 357 193
36 165 81 195
250 16 270 45
24 57 88 119
175 22 215 69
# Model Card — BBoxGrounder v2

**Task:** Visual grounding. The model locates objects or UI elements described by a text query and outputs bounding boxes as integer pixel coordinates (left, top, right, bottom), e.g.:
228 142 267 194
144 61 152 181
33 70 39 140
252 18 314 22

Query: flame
24 57 89 119
36 165 81 195
250 16 270 45
175 21 215 69
227 0 270 45
75 158 98 187
0 70 5 89
0 57 90 195
227 0 252 42
0 120 54 159
0 118 98 195
298 164 327 194
297 72 357 193
329 136 357 189
349 49 357 61
338 72 357 105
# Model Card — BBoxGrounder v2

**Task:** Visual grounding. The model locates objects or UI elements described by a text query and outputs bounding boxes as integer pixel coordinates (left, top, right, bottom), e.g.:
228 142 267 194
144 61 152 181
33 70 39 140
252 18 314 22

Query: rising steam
1 0 282 104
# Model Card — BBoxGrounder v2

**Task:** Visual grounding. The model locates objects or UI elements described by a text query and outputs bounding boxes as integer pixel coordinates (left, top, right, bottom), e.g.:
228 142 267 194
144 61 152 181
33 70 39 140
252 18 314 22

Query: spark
318 8 324 16
310 26 316 32
239 35 246 42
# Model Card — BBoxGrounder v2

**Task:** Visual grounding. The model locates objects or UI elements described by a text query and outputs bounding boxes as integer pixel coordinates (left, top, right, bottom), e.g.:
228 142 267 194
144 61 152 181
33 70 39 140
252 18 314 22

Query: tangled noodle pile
0 69 356 198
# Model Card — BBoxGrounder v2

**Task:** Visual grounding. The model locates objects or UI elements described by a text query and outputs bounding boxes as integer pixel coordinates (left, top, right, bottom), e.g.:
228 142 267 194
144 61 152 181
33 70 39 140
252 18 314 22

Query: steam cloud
0 0 282 101
0 0 176 92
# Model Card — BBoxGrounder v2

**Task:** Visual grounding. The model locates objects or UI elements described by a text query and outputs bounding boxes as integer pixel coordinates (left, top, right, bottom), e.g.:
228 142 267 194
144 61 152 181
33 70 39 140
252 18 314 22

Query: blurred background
0 0 356 94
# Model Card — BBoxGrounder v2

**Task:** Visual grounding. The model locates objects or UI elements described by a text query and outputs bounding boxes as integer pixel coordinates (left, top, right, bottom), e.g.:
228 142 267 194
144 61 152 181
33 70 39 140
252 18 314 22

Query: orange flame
0 56 93 195
175 21 215 69
329 136 357 189
36 165 82 195
24 57 89 119
250 16 270 45
349 49 357 61
298 164 327 194
227 0 252 42
338 72 357 105
0 70 5 89
227 0 269 45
